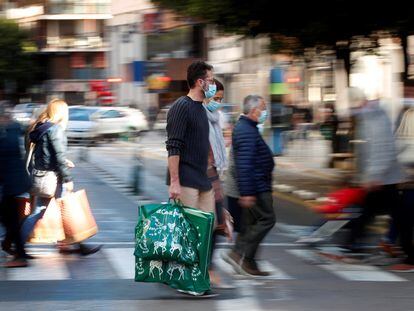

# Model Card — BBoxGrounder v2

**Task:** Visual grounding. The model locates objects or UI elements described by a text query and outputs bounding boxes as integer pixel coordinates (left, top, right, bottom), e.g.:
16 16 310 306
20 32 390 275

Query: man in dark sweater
166 61 216 219
223 95 276 276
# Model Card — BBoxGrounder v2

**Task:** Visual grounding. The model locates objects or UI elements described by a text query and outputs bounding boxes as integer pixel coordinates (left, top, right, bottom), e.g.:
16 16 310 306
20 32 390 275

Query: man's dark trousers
234 192 276 260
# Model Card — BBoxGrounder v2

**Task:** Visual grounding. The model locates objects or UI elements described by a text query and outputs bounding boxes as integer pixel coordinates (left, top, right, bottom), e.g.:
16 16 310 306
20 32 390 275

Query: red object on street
315 188 366 214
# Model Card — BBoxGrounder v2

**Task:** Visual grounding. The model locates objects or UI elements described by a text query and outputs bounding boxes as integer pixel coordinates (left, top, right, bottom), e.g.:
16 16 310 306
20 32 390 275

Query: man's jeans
234 192 276 260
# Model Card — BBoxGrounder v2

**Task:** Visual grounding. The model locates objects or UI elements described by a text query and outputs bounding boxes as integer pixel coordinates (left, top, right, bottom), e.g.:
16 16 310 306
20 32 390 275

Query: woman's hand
66 159 75 168
63 181 74 193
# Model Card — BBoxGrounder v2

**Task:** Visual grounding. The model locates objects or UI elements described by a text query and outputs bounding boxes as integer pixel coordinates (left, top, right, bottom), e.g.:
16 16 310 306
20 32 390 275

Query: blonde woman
22 99 100 256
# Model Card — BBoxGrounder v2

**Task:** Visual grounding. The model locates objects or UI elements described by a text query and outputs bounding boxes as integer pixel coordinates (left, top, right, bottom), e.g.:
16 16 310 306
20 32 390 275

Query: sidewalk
136 131 345 202
74 131 346 206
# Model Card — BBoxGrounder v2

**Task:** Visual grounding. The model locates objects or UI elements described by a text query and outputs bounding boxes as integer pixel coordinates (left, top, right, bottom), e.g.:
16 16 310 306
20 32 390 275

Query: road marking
103 248 135 279
216 280 264 311
322 264 407 282
7 254 70 281
214 249 293 280
216 242 297 247
288 249 407 282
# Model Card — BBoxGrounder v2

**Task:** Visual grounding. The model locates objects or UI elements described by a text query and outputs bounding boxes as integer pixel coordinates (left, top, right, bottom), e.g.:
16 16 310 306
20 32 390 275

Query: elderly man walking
223 95 276 276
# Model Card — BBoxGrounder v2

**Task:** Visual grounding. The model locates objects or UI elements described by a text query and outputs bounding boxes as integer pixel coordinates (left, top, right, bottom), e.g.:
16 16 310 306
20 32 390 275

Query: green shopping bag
134 201 215 294
180 205 215 282
134 258 210 293
134 201 198 265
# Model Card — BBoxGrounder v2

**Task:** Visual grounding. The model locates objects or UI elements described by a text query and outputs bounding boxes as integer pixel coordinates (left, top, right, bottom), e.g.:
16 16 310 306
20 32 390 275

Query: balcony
39 33 108 52
45 3 111 15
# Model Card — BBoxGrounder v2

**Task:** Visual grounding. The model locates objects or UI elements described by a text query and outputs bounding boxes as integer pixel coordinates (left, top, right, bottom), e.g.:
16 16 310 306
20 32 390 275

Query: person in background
22 98 101 256
223 95 276 276
0 104 32 267
344 87 404 253
389 108 414 272
204 78 233 288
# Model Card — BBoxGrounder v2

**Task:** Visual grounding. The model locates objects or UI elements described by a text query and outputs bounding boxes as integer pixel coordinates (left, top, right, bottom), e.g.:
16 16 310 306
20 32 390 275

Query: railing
45 3 110 15
39 33 107 50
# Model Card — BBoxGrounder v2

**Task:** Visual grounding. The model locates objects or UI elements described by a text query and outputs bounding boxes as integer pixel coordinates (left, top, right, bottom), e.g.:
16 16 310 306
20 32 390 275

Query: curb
276 160 343 182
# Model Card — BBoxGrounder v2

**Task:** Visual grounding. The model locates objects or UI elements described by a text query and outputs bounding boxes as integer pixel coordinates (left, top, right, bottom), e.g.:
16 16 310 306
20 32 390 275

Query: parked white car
12 103 45 131
152 107 169 131
67 106 148 143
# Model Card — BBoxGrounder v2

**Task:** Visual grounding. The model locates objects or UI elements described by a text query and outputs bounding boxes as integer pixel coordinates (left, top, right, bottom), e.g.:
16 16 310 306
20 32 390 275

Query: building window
71 53 86 68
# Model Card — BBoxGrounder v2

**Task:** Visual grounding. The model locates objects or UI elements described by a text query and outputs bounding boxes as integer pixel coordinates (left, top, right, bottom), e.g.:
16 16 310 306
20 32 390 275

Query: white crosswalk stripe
213 249 293 280
287 249 407 282
7 251 70 281
103 248 135 279
0 247 409 283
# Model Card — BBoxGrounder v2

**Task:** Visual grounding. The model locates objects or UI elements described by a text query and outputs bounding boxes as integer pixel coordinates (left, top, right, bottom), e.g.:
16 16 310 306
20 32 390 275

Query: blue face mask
204 83 217 99
258 110 268 124
206 100 220 112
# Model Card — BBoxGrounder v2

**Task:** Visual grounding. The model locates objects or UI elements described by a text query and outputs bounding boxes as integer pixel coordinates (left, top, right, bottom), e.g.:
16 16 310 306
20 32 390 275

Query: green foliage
0 18 38 93
152 0 414 48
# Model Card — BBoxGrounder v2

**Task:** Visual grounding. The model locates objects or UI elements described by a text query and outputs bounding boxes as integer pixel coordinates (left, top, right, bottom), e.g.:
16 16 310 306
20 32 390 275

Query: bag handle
168 198 184 207
25 142 35 175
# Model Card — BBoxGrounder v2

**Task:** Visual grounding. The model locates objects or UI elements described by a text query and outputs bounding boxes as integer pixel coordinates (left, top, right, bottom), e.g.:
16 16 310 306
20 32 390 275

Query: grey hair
347 87 367 107
243 95 264 114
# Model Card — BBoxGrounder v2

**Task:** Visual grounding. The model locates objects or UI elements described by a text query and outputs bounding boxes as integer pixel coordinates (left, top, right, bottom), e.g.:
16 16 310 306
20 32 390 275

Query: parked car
12 103 45 132
67 106 149 144
152 106 169 131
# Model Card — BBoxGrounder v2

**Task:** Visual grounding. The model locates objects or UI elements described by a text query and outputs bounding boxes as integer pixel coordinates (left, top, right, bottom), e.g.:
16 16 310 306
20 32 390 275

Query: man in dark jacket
223 95 276 276
0 107 32 267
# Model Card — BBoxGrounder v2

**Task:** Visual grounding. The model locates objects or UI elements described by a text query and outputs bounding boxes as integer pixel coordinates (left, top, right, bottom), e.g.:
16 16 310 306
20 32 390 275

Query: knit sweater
166 96 212 191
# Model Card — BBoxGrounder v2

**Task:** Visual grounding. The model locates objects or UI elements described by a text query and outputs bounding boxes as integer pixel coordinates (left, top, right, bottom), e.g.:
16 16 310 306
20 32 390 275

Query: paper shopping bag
59 189 98 244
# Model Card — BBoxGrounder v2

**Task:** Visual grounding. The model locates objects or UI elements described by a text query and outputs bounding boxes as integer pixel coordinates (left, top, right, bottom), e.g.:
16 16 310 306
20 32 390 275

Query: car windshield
69 108 99 121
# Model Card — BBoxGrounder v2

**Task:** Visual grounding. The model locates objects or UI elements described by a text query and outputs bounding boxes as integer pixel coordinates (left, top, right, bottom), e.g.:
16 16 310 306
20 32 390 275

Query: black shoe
79 244 102 256
1 240 15 256
23 253 36 260
58 245 80 255
240 259 270 277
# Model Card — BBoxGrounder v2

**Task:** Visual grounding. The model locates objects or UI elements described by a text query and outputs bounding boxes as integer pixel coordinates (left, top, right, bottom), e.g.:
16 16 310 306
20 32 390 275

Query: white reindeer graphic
167 262 185 280
153 234 168 255
149 260 163 278
170 235 182 257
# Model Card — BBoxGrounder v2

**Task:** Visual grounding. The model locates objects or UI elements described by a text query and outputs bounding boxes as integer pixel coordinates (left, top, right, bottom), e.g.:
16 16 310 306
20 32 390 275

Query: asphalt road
1 133 413 311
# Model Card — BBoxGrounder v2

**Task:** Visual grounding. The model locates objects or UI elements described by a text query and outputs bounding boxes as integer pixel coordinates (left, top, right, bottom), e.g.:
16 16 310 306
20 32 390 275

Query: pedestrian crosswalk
0 246 409 283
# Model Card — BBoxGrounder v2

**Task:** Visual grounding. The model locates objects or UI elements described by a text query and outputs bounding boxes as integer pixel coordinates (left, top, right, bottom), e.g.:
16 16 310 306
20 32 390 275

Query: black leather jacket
29 122 72 183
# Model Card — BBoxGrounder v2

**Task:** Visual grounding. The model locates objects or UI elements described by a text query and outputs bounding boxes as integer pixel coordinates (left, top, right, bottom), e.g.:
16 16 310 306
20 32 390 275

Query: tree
153 0 414 79
0 18 38 101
